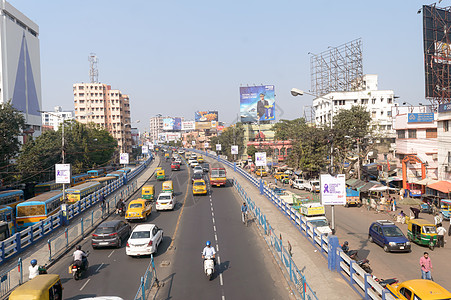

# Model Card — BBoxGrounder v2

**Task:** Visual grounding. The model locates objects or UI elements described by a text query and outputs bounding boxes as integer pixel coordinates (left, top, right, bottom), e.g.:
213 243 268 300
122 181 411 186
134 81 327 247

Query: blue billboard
240 85 275 123
407 113 434 123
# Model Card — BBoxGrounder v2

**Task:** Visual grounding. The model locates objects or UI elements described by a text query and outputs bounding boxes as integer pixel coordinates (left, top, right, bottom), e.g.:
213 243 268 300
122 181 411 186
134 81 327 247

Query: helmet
206 241 211 246
343 241 348 246
243 202 246 205
30 259 37 266
76 245 82 250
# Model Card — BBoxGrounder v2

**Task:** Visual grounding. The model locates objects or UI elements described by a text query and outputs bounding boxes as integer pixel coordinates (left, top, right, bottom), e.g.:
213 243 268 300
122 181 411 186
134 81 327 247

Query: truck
210 167 227 187
299 203 332 236
345 187 361 207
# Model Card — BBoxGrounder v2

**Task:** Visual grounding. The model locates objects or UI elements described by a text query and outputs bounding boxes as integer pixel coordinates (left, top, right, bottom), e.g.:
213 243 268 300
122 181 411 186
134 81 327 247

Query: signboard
158 132 181 142
173 118 182 130
120 153 129 164
255 152 267 167
55 164 71 184
240 85 275 123
182 121 195 131
408 113 434 123
320 174 346 206
142 145 149 154
163 118 174 130
195 111 218 129
439 103 451 113
192 141 196 145
216 144 222 151
231 145 238 155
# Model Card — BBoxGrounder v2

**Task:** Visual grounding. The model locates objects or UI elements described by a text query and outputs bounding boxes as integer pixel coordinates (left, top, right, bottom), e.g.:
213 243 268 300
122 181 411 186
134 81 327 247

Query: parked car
368 220 411 252
92 220 131 249
193 166 203 174
292 179 307 190
305 180 320 193
126 224 163 256
156 192 176 211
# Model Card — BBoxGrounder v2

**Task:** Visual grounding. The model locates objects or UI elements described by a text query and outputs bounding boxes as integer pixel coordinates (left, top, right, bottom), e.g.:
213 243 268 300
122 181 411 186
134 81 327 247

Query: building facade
149 114 165 143
313 74 396 138
437 103 451 181
0 1 42 141
41 106 74 131
73 83 132 153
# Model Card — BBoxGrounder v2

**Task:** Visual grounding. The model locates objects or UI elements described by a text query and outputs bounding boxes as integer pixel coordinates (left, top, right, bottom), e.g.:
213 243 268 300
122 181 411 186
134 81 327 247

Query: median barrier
134 254 158 300
186 148 396 300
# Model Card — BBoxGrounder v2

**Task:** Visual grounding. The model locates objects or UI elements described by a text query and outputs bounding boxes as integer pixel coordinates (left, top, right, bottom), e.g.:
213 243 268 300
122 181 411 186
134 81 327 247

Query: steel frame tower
89 53 99 84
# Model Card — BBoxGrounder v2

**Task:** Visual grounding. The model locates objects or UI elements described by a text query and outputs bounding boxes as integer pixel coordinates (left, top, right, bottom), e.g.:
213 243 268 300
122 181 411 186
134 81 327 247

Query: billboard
158 132 181 142
231 145 238 155
120 153 129 165
423 5 451 100
255 152 267 167
240 85 275 123
163 118 182 130
195 111 218 129
55 164 71 184
320 174 346 206
408 113 434 123
182 121 195 131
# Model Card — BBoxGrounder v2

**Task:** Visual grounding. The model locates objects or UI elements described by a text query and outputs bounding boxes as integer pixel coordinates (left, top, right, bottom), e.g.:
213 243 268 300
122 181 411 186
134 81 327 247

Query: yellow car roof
398 279 451 299
193 179 206 184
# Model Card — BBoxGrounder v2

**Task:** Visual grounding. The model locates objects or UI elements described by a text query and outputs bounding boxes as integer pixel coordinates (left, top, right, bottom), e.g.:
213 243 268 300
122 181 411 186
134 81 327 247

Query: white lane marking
212 217 215 224
215 233 218 241
80 279 91 291
95 263 104 272
219 273 224 286
216 244 219 251
217 256 221 264
211 207 213 211
222 296 225 300
212 212 214 217
213 225 216 231
108 250 115 258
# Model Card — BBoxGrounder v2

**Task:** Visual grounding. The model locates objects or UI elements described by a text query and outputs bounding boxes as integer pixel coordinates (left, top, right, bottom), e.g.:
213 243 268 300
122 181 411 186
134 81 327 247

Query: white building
437 103 451 181
313 74 396 137
0 1 42 142
149 114 166 143
41 106 74 131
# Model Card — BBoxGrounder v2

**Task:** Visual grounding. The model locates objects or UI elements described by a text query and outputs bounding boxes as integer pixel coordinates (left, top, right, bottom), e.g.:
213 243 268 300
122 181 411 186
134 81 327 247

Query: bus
0 190 24 208
65 181 102 204
16 191 63 230
87 169 104 178
106 171 124 179
71 173 90 187
0 205 15 241
117 167 131 174
34 181 63 196
88 176 116 187
210 168 227 187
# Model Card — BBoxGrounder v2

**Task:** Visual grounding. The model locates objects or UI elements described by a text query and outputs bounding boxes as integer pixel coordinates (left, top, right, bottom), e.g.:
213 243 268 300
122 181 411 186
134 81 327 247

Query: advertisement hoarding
407 113 434 123
55 164 71 184
240 85 275 123
120 153 129 165
173 118 182 130
231 145 238 155
163 118 174 130
142 145 149 154
320 174 346 206
195 111 218 129
204 142 209 148
216 144 222 151
255 152 266 167
182 121 195 131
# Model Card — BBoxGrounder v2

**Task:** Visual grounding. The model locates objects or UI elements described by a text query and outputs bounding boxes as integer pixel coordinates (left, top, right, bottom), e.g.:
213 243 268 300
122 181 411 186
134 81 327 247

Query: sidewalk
2 155 160 297
216 160 361 299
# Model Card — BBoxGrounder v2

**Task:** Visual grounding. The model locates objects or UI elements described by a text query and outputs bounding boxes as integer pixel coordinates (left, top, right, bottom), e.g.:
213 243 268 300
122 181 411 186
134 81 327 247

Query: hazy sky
10 0 428 133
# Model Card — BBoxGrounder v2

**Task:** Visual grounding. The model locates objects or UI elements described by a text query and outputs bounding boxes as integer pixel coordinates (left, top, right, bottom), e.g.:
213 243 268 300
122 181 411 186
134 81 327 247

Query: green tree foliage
272 118 307 142
0 101 25 184
209 123 245 160
17 120 117 182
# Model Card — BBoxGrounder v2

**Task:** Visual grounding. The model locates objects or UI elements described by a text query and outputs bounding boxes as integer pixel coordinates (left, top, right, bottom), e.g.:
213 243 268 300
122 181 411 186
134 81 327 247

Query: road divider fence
134 254 158 300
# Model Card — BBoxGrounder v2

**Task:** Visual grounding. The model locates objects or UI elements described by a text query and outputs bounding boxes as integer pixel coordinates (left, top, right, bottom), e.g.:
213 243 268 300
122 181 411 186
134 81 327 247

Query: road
266 177 451 290
48 154 290 300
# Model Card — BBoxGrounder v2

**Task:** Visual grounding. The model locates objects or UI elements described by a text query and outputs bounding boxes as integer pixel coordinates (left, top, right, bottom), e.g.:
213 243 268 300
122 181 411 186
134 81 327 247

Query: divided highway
48 154 290 299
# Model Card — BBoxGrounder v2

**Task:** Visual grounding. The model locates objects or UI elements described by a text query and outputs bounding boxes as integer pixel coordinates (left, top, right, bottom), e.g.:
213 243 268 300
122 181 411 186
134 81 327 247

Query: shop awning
413 178 439 186
350 180 366 189
346 179 358 186
387 176 402 182
427 181 451 194
359 181 379 193
369 185 398 192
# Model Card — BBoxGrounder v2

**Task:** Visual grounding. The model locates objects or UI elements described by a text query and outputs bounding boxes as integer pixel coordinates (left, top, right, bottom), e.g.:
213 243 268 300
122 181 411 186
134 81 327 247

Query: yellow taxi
192 179 207 195
125 199 152 221
256 169 268 177
387 279 451 300
273 172 284 180
197 156 204 163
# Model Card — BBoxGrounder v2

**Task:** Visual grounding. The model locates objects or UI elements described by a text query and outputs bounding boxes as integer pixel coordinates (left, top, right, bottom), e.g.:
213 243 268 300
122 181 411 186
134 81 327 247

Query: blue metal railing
134 254 158 300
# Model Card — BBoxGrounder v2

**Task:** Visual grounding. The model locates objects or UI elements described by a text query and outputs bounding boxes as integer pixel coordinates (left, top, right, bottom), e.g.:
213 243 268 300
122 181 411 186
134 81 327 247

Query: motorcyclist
341 241 357 259
202 241 216 265
29 259 39 280
73 245 88 270
116 199 126 216
241 202 248 223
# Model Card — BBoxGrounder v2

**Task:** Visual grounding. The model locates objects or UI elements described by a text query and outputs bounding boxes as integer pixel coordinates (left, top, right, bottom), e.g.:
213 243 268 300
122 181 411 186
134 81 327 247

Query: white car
178 150 185 154
156 192 175 211
190 160 199 168
126 224 163 256
175 157 182 163
306 180 320 193
292 179 307 190
193 166 203 174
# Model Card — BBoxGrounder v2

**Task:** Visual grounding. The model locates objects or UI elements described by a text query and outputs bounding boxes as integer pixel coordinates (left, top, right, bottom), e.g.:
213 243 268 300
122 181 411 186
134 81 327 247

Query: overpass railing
187 148 396 300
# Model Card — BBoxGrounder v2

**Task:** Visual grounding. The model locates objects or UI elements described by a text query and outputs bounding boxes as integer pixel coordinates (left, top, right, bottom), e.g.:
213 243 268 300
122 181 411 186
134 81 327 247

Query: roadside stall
357 181 380 210
368 185 398 211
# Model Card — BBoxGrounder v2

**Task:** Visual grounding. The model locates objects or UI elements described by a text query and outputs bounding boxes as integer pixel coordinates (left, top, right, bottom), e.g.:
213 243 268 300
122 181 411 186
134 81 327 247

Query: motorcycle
38 264 48 275
116 206 125 217
356 258 372 274
70 252 89 280
203 256 215 280
372 276 398 290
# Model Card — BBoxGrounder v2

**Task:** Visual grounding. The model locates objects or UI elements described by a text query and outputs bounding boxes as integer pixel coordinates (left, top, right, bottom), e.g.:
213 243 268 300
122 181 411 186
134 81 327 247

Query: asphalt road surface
48 155 290 300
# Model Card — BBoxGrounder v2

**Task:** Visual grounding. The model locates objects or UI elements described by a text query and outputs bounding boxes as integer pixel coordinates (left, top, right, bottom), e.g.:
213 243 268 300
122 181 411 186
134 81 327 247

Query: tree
0 101 25 184
272 118 308 142
210 123 245 160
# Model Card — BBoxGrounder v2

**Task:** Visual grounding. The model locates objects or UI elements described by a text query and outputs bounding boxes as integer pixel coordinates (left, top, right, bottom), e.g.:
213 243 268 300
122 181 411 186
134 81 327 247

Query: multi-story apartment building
437 103 451 181
41 106 74 131
0 1 42 142
149 114 166 143
73 83 132 153
313 74 396 138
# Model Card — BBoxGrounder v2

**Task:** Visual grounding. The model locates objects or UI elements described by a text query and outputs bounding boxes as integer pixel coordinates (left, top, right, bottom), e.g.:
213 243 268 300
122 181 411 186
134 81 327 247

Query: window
381 111 384 115
372 98 376 104
387 125 391 130
397 130 406 139
387 111 392 117
79 93 84 97
372 111 376 118
448 152 451 164
399 288 412 299
444 120 449 132
426 129 437 138
408 129 417 139
388 98 393 104
361 99 368 104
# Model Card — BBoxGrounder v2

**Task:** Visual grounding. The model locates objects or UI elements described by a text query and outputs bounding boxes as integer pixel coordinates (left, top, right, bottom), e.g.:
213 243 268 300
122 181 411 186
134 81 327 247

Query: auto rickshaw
156 168 165 181
164 152 170 160
440 199 451 220
9 274 63 300
141 185 155 200
407 219 437 250
162 180 174 194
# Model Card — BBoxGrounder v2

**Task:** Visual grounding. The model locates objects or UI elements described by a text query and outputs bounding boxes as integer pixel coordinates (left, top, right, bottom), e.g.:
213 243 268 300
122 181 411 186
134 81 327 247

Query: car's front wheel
383 245 390 252
368 235 373 243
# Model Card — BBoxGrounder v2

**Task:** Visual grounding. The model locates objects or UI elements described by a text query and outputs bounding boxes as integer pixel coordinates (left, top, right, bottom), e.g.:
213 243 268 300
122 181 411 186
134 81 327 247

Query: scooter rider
341 241 358 259
29 259 39 279
202 241 216 265
73 245 88 270
116 198 126 215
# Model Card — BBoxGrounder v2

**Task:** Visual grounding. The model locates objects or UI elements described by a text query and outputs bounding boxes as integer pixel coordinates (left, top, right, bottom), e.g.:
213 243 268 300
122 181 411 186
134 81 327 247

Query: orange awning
427 180 451 193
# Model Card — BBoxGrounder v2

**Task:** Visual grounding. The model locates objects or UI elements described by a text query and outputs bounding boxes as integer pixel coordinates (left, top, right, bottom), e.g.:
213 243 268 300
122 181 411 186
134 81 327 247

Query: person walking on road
420 252 433 280
274 178 277 186
434 213 443 226
436 223 446 248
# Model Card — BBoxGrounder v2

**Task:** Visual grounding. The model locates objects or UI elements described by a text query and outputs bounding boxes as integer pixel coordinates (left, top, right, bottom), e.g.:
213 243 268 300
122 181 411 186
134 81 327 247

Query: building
313 74 396 138
73 83 132 153
149 114 165 143
0 1 42 142
437 103 451 181
41 106 74 131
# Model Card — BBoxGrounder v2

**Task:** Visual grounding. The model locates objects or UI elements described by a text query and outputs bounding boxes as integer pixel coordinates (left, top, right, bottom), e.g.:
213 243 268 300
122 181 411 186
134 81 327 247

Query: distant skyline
10 0 430 133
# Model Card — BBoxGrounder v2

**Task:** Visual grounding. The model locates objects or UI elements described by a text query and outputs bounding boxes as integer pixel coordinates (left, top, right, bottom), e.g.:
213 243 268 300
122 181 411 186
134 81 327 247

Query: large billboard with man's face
240 85 275 123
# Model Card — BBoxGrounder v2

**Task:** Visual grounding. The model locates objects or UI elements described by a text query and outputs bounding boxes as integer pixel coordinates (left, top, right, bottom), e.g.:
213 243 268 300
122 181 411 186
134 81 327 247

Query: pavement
1 155 160 298
206 158 361 300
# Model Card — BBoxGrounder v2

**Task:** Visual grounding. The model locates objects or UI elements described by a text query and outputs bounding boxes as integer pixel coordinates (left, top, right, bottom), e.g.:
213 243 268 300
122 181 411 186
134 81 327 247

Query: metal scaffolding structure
310 38 363 96
89 53 99 84
423 4 451 105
